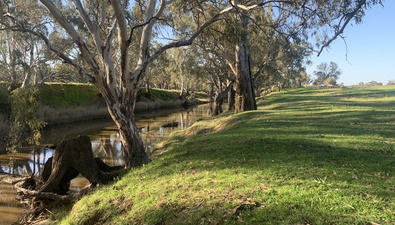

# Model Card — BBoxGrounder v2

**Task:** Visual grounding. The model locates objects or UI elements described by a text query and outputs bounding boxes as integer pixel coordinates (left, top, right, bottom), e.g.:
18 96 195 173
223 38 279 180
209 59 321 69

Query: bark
212 84 232 116
234 14 257 113
179 67 185 99
145 75 150 97
103 84 151 168
39 135 109 192
21 35 35 88
118 119 151 168
209 83 215 102
228 83 235 110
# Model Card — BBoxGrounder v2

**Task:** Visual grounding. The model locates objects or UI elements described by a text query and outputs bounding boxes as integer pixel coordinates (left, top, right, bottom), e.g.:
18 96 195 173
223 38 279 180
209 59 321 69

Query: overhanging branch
317 0 367 56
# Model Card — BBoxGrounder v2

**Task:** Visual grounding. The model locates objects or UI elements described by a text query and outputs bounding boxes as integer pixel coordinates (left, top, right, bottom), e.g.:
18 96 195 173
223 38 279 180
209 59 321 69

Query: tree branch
73 0 104 56
317 0 367 56
149 6 234 63
0 24 95 83
39 0 101 76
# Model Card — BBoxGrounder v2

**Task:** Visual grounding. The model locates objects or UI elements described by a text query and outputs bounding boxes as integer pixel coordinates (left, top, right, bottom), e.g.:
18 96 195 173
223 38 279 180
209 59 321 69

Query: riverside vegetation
49 86 395 224
0 83 206 139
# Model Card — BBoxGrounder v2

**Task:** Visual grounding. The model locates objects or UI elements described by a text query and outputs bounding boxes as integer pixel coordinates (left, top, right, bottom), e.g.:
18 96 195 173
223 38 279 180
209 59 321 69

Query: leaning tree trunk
234 14 257 113
117 117 151 168
104 85 151 168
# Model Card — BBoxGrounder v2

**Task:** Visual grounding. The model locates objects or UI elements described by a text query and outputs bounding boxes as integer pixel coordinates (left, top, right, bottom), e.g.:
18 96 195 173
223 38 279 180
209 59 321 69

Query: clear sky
306 1 395 86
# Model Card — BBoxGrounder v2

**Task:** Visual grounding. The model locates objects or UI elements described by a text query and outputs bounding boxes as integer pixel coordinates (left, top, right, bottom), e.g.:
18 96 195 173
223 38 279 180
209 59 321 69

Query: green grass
54 86 395 224
36 84 207 107
140 88 181 101
140 88 208 101
35 83 105 107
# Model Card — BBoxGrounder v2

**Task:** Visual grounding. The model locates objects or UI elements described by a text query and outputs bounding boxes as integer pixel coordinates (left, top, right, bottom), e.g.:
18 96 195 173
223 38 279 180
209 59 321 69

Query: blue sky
306 1 395 86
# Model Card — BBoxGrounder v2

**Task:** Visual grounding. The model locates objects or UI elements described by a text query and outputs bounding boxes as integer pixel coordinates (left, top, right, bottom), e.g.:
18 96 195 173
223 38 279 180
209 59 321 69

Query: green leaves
7 88 46 152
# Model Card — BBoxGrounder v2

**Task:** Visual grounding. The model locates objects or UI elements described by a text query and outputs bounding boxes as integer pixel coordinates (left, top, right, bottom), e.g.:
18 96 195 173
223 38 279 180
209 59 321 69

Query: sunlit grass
55 86 395 224
36 83 105 107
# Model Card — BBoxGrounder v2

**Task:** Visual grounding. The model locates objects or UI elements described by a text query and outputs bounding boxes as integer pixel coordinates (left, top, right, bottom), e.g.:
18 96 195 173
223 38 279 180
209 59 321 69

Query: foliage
313 62 342 87
387 79 395 86
7 88 46 153
0 87 10 111
366 81 383 86
54 86 395 224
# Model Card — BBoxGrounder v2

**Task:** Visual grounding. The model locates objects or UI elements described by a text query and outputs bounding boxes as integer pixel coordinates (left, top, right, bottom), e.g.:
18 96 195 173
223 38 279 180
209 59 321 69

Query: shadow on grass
58 87 395 224
143 88 395 224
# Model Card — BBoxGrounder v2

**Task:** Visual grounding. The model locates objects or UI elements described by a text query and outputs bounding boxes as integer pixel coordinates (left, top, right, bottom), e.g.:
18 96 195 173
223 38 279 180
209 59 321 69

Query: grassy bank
53 86 395 224
1 83 207 126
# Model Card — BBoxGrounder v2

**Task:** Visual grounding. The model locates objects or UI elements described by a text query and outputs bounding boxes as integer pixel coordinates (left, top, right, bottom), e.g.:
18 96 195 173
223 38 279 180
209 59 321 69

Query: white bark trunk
234 14 256 113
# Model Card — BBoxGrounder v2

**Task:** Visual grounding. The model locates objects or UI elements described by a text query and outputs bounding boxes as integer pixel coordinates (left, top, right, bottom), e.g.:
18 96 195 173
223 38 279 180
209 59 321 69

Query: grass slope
55 87 395 225
36 83 105 107
36 83 206 107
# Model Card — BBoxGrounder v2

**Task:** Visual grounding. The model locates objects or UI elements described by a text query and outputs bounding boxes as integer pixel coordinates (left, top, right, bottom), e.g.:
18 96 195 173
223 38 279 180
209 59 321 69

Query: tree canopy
0 0 384 167
313 62 342 87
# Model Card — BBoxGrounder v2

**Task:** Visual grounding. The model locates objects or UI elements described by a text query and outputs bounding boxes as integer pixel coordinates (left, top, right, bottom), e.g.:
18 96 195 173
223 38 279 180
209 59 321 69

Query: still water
0 104 213 224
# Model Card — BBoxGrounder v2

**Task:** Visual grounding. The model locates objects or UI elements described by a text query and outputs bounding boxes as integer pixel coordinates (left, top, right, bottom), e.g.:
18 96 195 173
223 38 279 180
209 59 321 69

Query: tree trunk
40 136 109 193
227 82 235 110
209 83 215 102
103 85 151 168
212 92 223 116
21 35 35 88
117 118 151 168
234 14 257 113
186 82 190 96
212 84 232 116
179 69 185 99
145 75 150 97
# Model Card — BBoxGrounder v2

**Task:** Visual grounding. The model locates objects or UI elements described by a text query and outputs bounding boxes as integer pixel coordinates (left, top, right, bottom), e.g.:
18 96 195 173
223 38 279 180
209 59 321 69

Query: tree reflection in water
89 104 214 166
1 104 213 176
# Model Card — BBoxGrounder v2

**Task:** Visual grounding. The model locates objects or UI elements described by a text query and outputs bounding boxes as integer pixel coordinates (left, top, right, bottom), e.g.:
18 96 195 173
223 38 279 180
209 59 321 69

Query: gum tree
313 62 342 87
0 0 383 167
0 0 235 167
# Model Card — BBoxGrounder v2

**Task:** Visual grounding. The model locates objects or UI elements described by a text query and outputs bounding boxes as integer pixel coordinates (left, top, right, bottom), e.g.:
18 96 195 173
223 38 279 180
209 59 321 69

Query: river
0 103 213 225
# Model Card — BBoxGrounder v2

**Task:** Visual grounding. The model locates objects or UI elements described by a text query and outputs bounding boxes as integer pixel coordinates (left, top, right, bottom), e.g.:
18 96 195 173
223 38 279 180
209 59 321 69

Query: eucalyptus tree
172 0 383 113
0 0 55 89
0 0 383 167
0 0 235 167
313 62 342 87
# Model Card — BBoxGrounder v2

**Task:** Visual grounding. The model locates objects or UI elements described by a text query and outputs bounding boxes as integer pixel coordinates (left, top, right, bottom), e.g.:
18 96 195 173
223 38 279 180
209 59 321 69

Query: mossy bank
52 86 395 224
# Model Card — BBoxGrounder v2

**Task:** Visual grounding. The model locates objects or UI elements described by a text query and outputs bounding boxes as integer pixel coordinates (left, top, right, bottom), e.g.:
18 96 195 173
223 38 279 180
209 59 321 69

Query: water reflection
1 104 212 174
0 181 24 225
0 104 213 224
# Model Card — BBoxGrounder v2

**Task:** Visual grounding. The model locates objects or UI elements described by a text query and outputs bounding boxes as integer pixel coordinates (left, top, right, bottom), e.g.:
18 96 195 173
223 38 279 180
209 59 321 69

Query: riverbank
0 83 208 138
50 86 395 224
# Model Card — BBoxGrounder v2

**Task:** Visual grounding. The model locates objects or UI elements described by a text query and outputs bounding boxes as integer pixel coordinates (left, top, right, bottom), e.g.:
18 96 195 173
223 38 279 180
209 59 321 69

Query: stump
39 135 110 192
